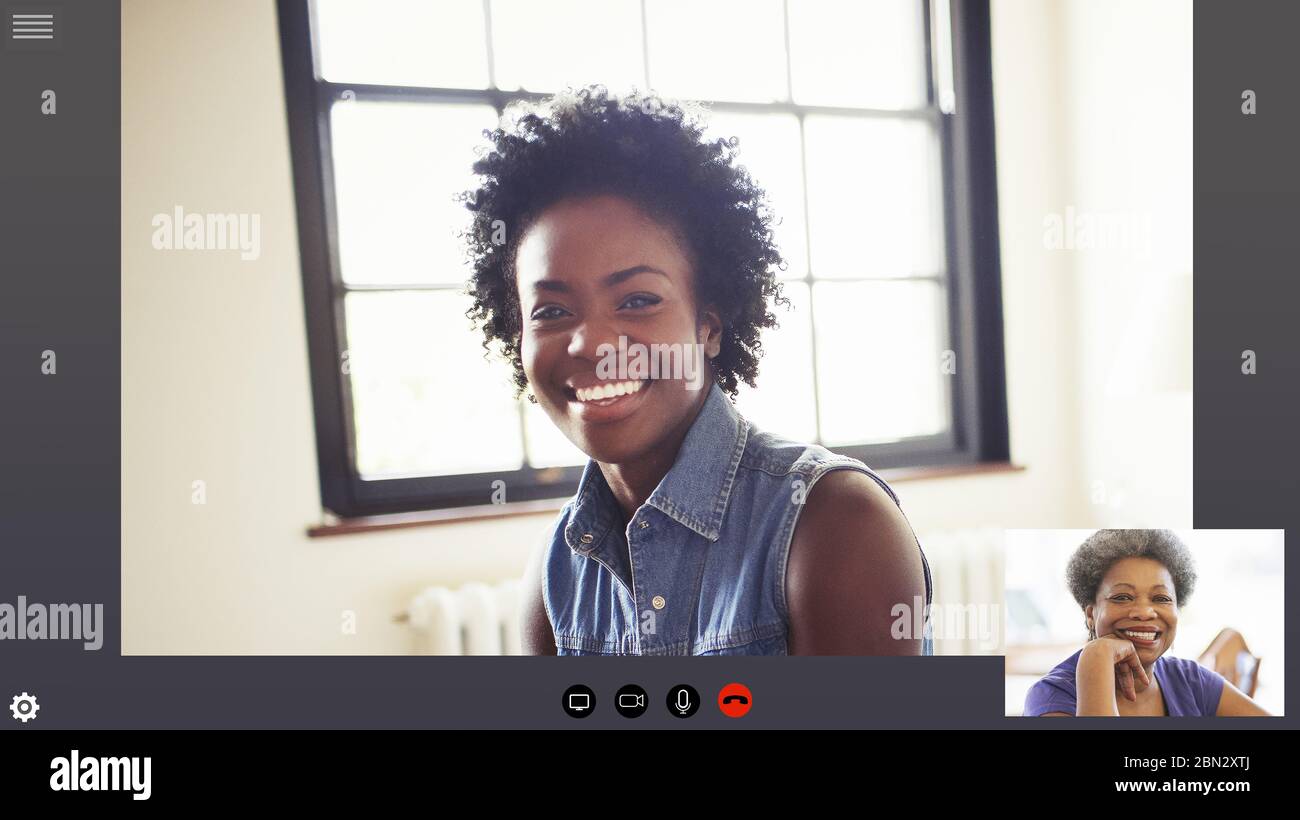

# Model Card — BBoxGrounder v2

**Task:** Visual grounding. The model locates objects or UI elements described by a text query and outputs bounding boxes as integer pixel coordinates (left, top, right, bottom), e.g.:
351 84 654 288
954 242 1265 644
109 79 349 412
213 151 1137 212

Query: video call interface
0 0 1296 803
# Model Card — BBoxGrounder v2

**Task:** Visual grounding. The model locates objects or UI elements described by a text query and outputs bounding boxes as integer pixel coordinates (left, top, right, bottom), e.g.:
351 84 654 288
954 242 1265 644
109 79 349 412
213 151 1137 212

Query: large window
279 0 1009 517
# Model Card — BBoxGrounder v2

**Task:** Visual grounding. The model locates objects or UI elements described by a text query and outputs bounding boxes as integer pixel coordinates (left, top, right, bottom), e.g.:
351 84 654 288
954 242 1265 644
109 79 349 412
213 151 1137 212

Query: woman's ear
697 307 723 359
1084 604 1095 636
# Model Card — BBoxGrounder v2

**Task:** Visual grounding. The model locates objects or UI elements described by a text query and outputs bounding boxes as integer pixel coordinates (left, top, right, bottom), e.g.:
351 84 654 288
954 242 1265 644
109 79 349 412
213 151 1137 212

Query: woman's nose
567 315 617 360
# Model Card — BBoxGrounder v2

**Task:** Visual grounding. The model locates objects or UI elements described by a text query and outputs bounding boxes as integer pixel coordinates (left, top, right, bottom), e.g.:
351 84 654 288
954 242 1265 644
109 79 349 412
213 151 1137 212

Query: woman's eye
531 305 569 321
619 293 661 310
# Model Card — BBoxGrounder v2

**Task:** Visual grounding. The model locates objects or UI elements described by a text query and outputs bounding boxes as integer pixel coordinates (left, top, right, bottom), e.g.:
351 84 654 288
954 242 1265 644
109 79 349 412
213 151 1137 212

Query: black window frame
277 0 1009 518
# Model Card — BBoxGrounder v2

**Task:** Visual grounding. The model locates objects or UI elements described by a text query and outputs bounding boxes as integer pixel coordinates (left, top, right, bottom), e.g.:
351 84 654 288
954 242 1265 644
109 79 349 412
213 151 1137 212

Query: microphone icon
667 684 699 718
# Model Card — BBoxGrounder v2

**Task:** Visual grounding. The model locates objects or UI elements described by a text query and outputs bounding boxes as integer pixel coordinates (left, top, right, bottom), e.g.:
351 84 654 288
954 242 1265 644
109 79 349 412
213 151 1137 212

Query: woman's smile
562 377 652 424
1116 624 1163 649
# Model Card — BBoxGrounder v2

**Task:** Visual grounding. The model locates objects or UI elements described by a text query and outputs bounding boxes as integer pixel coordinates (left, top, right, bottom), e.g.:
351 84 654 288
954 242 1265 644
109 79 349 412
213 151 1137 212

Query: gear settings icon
10 692 40 723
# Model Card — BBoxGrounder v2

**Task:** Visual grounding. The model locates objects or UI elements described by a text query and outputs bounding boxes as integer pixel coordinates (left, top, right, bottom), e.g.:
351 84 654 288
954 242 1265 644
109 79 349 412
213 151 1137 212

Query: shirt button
652 595 666 610
638 520 650 529
579 533 594 544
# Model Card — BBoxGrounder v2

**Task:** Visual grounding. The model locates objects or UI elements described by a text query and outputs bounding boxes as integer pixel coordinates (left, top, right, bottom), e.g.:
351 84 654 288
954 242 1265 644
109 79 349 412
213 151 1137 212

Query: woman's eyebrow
529 266 668 292
531 279 569 292
604 265 669 287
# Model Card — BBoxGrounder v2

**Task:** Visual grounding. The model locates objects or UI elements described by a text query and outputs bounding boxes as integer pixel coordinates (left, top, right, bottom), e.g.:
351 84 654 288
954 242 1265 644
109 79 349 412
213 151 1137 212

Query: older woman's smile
1117 625 1163 648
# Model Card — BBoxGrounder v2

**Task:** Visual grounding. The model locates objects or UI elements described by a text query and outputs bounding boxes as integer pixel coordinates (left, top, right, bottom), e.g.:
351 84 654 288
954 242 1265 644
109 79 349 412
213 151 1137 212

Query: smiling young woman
1024 530 1271 716
462 85 933 656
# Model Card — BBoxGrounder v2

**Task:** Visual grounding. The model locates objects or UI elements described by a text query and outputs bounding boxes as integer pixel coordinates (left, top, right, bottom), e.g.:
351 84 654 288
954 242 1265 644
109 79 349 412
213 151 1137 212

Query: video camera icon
614 684 648 718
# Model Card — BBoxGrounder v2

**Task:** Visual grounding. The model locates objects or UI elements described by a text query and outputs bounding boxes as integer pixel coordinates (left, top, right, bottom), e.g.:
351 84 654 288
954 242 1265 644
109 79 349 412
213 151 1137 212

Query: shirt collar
564 382 749 551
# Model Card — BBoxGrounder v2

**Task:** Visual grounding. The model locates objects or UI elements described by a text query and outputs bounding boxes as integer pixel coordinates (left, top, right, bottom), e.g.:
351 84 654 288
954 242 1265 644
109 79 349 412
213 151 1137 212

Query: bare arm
1215 681 1272 716
786 470 927 656
520 538 556 655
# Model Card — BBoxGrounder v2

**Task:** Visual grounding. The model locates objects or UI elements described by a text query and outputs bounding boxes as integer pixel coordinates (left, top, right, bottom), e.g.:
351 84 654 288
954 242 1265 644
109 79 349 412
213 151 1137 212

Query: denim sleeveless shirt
541 383 934 656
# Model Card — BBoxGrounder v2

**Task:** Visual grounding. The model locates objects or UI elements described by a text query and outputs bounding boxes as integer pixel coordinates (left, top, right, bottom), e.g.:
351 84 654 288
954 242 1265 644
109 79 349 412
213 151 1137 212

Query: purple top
1023 649 1226 716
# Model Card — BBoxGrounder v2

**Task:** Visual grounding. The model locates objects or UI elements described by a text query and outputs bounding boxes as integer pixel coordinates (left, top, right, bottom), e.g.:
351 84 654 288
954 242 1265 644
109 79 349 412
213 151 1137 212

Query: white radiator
919 528 1006 656
402 579 523 655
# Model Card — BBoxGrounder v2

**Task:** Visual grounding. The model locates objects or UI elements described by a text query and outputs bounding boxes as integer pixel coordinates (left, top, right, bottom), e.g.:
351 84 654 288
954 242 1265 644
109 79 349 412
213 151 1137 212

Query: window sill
306 461 1025 538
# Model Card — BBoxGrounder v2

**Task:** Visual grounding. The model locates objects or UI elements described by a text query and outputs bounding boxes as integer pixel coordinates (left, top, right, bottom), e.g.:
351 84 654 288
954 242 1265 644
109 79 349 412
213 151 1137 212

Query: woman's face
1086 556 1179 665
514 194 721 464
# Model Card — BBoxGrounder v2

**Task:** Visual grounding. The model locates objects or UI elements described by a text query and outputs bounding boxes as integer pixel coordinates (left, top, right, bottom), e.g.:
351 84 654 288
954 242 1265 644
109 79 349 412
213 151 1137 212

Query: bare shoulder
796 468 906 532
520 533 557 655
790 469 918 575
785 468 926 655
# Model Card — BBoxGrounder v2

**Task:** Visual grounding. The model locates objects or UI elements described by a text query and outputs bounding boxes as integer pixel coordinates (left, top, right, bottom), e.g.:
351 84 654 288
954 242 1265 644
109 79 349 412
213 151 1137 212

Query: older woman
1024 530 1270 716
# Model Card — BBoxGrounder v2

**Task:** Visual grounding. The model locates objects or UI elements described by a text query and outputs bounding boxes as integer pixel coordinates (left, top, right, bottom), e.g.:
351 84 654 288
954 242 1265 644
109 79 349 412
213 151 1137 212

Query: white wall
1059 0 1194 526
122 0 1186 654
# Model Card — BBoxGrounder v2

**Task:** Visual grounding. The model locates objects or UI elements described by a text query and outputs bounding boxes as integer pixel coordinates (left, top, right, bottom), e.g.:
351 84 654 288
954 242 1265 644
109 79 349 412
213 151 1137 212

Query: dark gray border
1192 0 1297 727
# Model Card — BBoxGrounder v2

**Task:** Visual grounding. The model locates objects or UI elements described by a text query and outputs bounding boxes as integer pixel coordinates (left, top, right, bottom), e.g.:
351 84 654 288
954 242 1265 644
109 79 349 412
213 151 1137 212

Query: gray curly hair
1065 529 1196 609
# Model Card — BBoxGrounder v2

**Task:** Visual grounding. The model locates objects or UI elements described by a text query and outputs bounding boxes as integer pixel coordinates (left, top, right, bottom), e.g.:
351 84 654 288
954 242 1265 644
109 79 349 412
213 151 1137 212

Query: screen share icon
562 684 595 719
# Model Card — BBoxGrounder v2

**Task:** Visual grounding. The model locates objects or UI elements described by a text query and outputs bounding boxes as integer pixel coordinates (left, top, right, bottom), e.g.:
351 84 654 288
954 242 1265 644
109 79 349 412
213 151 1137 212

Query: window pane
331 101 498 286
804 115 943 278
735 282 817 441
345 291 524 477
523 401 587 469
703 111 808 278
645 0 787 103
315 0 490 88
491 0 644 95
788 0 927 110
813 280 949 445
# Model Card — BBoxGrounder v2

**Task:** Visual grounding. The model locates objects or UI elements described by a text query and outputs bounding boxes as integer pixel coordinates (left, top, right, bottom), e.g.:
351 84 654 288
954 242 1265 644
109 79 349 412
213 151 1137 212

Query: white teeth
1123 629 1158 640
573 380 645 403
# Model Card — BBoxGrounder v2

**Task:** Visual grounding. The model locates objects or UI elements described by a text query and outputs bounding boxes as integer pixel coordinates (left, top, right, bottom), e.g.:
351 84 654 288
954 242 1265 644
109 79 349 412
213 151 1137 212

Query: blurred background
1004 529 1285 716
122 0 1192 654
